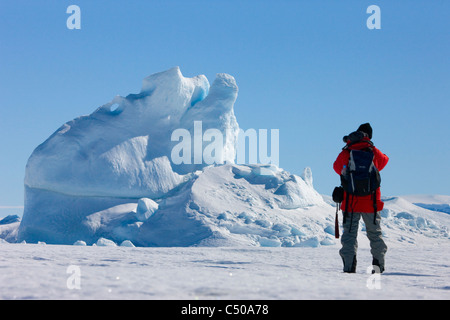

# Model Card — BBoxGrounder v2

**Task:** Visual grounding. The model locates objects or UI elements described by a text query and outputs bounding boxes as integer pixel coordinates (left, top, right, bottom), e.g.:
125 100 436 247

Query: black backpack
340 148 381 197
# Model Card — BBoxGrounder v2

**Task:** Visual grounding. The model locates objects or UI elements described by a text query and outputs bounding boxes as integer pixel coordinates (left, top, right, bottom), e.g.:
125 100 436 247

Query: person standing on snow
333 123 389 273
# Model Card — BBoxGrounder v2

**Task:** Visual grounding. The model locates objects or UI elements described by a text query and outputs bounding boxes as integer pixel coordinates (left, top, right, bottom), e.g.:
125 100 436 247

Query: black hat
357 123 372 139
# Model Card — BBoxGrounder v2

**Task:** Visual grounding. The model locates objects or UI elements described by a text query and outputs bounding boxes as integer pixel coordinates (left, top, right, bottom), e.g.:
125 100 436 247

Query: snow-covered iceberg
18 67 330 246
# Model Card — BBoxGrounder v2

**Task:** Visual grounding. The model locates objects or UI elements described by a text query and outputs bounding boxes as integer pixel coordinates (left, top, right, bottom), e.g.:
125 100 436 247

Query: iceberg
18 67 328 246
24 67 238 199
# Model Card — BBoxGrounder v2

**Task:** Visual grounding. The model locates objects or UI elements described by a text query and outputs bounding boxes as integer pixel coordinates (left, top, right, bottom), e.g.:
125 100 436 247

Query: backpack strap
342 139 374 151
343 191 350 224
373 190 378 225
335 203 340 239
345 192 355 234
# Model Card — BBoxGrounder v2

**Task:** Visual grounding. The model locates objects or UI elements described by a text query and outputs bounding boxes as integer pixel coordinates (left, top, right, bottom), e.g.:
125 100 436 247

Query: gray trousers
339 212 387 272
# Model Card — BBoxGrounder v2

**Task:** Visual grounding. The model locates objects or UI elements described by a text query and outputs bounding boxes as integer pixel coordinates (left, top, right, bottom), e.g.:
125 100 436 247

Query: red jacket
333 138 389 213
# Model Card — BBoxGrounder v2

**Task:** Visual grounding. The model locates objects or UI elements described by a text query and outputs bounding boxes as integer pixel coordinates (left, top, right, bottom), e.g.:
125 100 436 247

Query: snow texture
0 240 449 299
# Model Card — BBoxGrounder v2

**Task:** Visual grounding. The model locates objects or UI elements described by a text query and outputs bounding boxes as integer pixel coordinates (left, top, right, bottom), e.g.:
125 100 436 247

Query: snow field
1 240 449 300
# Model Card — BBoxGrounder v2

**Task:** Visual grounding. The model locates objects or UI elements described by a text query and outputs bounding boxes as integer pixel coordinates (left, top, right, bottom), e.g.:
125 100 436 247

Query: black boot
343 256 357 273
372 258 384 274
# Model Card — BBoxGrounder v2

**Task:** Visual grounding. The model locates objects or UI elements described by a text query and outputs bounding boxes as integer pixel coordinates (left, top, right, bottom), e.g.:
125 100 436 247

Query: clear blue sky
0 0 449 217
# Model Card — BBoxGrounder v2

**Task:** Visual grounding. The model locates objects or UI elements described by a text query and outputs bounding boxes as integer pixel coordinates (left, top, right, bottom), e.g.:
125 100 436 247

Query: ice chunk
396 212 415 220
272 223 291 236
320 237 335 246
301 167 313 187
259 237 282 247
255 219 272 228
96 238 117 247
120 240 135 247
0 215 21 225
136 198 158 222
324 225 335 236
294 236 320 248
274 174 324 209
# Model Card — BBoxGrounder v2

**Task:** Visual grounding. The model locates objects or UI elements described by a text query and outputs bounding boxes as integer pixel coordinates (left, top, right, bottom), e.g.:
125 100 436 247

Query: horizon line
0 206 24 209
